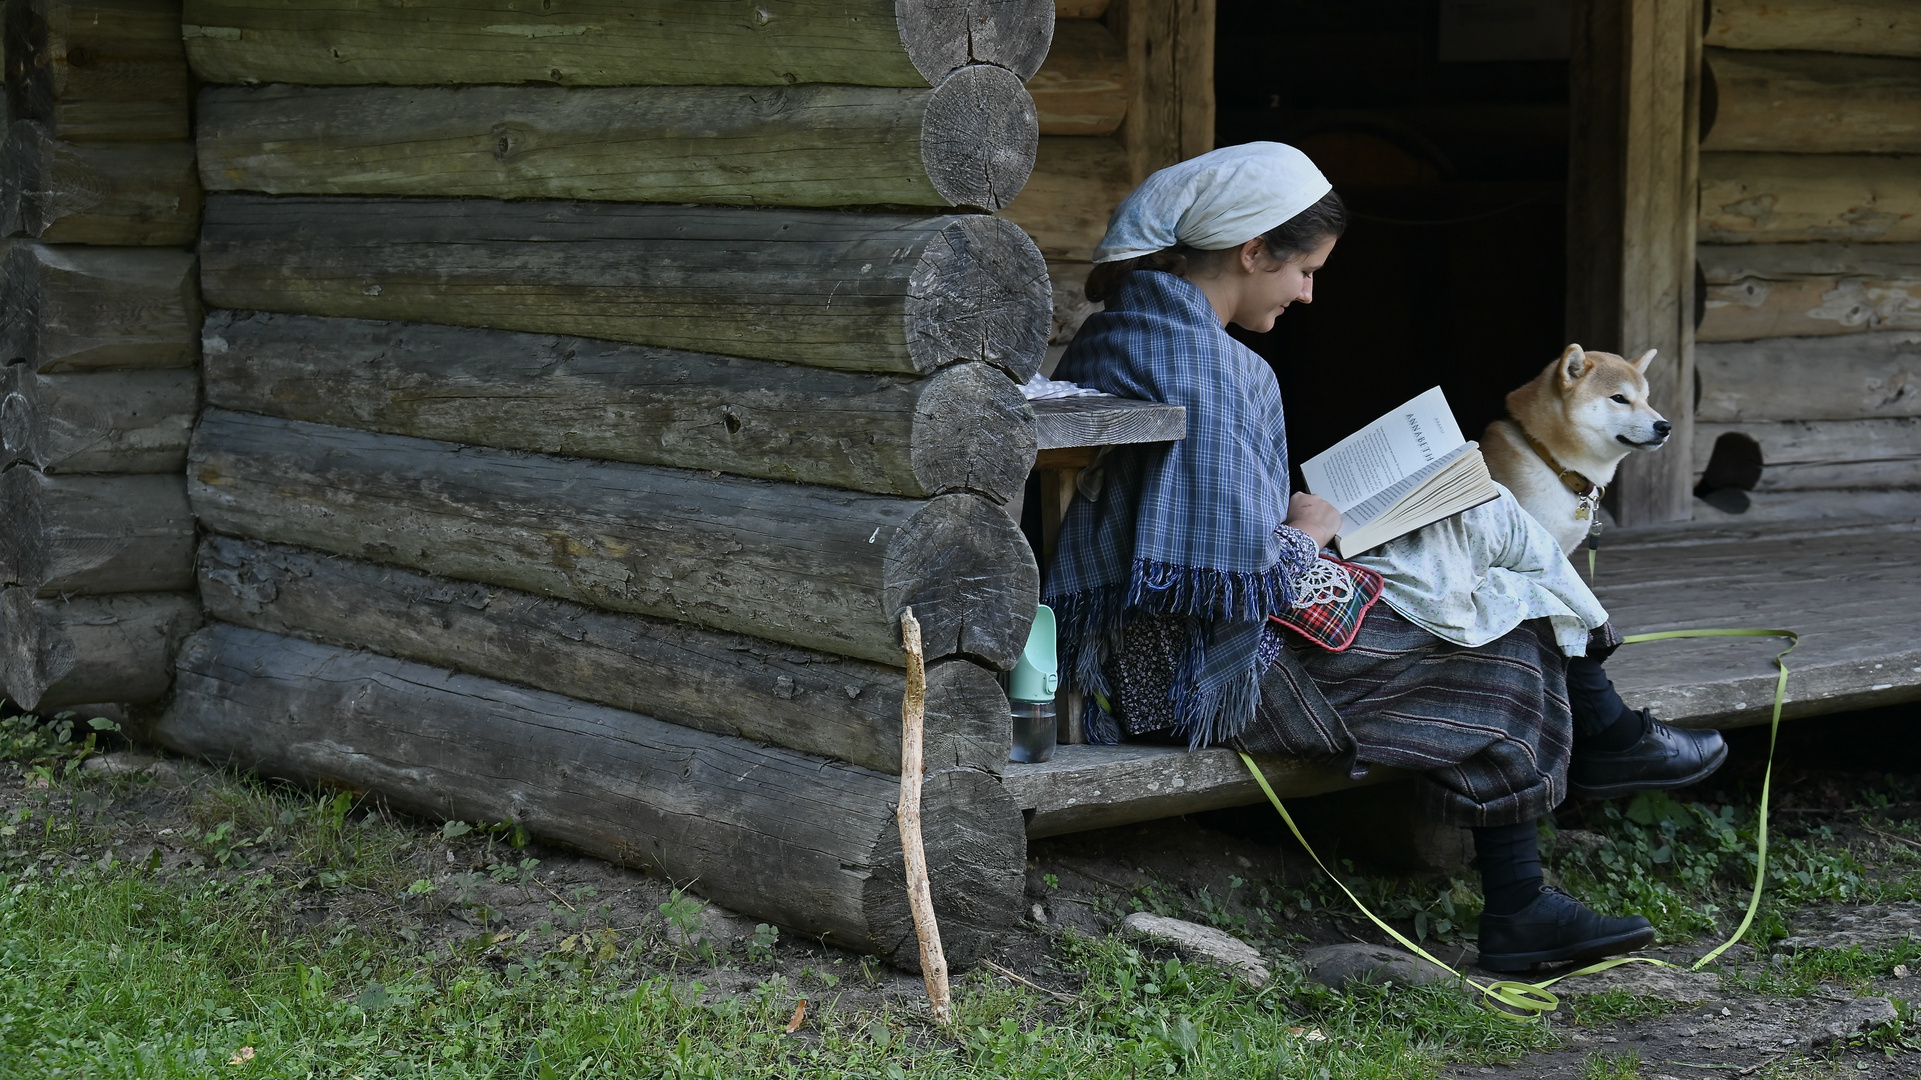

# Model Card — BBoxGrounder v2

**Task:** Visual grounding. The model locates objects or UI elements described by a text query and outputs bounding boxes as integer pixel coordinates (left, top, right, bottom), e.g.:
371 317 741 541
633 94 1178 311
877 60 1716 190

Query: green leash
1240 626 1798 1019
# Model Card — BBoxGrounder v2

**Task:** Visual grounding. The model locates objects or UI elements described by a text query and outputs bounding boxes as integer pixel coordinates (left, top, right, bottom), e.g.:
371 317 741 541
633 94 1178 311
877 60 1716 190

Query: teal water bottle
1007 605 1058 763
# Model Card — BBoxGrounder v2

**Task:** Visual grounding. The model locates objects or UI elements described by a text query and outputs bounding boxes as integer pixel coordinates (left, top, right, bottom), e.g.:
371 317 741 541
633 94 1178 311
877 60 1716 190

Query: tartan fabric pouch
1268 557 1384 652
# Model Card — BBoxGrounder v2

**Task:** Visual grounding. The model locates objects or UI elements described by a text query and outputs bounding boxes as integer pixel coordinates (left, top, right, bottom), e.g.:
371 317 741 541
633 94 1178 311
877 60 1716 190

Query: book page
1300 386 1466 512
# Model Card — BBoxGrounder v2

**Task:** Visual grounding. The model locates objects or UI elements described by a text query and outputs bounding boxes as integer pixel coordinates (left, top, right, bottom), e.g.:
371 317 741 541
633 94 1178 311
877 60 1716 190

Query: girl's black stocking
1566 655 1646 751
1473 820 1543 917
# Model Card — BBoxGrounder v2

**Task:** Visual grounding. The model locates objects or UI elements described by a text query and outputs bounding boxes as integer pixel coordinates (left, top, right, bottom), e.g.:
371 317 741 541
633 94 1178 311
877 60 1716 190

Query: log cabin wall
1000 0 1215 366
1693 0 1921 519
142 0 1068 966
0 0 204 714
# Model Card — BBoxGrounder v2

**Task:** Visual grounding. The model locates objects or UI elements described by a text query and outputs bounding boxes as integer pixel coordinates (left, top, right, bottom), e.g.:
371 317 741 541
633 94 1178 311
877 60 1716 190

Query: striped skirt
1241 606 1618 828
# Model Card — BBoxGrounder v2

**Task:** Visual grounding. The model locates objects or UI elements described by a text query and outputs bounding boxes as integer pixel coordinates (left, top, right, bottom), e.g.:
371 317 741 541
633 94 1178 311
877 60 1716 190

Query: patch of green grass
1580 1046 1641 1080
1720 939 1921 999
1565 989 1690 1029
0 713 1561 1079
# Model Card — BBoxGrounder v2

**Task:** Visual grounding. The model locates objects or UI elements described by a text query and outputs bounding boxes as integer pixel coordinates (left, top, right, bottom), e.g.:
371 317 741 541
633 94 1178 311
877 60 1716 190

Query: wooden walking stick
897 606 952 1024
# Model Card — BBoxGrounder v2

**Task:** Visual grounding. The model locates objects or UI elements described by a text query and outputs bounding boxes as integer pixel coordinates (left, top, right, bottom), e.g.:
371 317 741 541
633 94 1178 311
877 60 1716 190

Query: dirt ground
43 700 1921 1076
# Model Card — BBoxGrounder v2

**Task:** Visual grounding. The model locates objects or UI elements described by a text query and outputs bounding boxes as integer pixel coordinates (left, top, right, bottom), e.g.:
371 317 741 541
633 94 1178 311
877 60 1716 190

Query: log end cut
907 214 1051 380
897 0 1056 84
921 63 1038 210
885 493 1039 670
911 363 1037 502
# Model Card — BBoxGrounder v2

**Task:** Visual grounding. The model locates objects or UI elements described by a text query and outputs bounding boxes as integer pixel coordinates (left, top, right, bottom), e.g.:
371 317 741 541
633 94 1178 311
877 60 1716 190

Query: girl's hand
1285 492 1342 549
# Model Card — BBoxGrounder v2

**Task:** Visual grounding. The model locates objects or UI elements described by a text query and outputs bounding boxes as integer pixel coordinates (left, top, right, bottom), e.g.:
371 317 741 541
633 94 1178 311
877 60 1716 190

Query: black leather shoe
1568 711 1728 800
1476 886 1655 973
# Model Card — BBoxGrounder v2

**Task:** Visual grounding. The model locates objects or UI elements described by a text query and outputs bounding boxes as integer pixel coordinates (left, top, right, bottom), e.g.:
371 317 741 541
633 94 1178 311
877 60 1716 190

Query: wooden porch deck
1005 513 1921 837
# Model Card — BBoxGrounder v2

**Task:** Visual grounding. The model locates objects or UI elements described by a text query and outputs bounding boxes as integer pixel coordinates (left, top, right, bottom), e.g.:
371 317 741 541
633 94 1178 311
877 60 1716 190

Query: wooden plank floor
1596 516 1921 729
1006 516 1921 836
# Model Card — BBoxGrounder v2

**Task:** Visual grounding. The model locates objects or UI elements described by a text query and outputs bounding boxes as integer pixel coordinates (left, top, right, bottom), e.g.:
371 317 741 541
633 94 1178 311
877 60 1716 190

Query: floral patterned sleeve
1273 523 1323 600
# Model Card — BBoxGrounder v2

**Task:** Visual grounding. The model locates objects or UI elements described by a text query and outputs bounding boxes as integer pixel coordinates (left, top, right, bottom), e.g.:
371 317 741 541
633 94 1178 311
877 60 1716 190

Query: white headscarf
1091 142 1332 264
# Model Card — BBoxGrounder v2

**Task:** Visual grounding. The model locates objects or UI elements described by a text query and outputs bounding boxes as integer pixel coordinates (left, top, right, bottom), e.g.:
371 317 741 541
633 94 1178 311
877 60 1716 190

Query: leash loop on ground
1239 625 1796 1017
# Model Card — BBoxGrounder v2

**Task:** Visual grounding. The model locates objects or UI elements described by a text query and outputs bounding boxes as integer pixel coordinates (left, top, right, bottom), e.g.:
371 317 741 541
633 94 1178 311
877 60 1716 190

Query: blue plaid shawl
1044 271 1300 746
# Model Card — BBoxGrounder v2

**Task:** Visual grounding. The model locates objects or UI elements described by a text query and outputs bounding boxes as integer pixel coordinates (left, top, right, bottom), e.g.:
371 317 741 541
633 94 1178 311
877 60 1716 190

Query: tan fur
1482 344 1670 555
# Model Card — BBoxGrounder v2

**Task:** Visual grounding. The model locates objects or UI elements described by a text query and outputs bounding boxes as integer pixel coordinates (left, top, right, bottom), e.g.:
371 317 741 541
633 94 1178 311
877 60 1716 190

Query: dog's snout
1653 419 1672 436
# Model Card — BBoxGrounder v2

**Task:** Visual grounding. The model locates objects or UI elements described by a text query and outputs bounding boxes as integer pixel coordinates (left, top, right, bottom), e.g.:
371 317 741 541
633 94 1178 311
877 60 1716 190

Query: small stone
1119 912 1269 987
1809 997 1898 1048
1300 942 1455 991
1895 964 1911 979
1777 902 1921 954
1029 903 1047 924
1550 829 1609 860
1550 963 1718 1004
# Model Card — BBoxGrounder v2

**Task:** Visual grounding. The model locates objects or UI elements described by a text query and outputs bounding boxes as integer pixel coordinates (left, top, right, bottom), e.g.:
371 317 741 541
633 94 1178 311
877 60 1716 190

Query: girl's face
1225 235 1338 333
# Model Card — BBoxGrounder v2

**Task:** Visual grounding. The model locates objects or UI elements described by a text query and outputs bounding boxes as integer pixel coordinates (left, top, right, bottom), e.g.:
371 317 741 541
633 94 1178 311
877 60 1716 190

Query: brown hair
1083 188 1348 303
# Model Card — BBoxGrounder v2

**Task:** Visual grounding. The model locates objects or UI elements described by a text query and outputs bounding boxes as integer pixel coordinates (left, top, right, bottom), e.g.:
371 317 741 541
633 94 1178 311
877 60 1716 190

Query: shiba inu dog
1482 344 1671 555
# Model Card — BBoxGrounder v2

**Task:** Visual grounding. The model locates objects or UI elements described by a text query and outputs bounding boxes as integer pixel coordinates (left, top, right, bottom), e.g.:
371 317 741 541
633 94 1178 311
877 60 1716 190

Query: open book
1299 386 1500 557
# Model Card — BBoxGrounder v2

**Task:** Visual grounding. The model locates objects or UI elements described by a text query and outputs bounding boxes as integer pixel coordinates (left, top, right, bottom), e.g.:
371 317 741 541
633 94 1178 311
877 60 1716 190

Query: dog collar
1517 425 1605 501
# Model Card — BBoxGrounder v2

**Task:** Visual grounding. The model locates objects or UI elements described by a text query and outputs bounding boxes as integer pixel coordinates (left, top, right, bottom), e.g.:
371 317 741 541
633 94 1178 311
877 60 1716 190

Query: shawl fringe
1049 557 1290 748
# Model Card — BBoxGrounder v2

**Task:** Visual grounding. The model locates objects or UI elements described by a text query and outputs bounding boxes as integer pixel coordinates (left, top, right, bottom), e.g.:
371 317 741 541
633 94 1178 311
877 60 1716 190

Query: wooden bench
1004 446 1921 836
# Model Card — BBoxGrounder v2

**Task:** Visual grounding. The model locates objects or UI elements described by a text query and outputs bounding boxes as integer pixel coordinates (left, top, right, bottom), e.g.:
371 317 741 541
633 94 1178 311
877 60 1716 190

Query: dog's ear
1557 344 1590 388
1631 348 1658 373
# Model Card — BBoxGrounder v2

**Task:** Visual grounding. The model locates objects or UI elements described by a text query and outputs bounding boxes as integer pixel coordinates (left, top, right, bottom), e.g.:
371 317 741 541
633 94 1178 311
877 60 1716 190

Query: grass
7 705 1920 1077
0 710 1560 1079
1580 1047 1641 1080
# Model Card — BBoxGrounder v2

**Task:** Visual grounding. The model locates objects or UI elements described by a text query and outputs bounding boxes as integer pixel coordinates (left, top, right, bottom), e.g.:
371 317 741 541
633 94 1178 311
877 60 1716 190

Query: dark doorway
1215 0 1572 477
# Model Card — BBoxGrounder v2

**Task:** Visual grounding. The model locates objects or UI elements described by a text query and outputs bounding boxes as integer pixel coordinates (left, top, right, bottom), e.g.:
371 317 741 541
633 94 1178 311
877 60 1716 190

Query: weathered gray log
200 195 1050 379
181 0 1054 88
1026 18 1126 136
0 366 196 472
1702 49 1921 155
1708 0 1921 58
998 135 1131 262
1031 395 1185 450
0 242 200 371
1696 418 1921 491
1 121 198 244
196 536 1012 775
1700 274 1921 342
1699 243 1921 283
155 622 1025 967
0 466 194 595
189 409 1038 668
1 587 198 710
196 69 1038 211
1696 331 1921 422
1 0 191 142
201 310 1035 503
1699 153 1921 244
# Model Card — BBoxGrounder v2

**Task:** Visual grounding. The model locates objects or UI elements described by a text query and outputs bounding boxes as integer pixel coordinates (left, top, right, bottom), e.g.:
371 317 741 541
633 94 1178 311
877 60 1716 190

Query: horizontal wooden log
195 67 1038 211
1027 18 1125 136
200 195 1051 379
0 366 196 472
1702 49 1921 155
189 409 1039 668
1 121 198 244
0 242 199 371
1700 274 1921 341
1699 242 1921 283
180 0 1054 88
154 622 1024 967
1 588 198 710
1699 153 1921 244
1708 0 1921 58
1696 418 1921 490
1030 395 1185 450
1 0 191 142
0 466 194 594
998 136 1131 262
201 311 1035 503
196 535 1013 775
1696 331 1921 421
1690 486 1921 525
